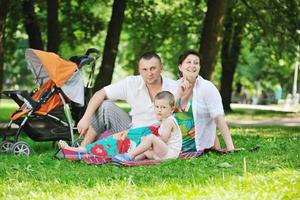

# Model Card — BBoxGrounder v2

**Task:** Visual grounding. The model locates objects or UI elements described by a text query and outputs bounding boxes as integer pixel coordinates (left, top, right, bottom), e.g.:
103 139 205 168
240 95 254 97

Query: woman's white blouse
192 76 224 151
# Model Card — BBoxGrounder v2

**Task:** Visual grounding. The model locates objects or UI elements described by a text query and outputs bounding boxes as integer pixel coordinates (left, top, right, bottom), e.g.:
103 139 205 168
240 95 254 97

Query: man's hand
77 117 91 137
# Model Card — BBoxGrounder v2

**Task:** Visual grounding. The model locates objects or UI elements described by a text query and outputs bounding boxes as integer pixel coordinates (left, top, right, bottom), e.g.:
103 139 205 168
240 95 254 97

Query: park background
0 0 299 199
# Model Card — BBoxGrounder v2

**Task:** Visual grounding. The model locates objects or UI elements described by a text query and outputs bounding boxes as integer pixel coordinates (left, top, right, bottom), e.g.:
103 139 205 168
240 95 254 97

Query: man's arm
82 89 108 121
77 89 108 136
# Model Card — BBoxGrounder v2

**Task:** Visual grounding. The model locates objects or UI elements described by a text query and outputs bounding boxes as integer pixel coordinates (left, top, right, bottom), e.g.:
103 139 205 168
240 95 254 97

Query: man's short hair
154 91 175 107
139 51 162 64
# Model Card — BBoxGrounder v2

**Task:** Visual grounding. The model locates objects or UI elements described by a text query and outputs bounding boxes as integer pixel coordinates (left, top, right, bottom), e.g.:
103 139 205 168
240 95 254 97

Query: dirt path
227 117 300 127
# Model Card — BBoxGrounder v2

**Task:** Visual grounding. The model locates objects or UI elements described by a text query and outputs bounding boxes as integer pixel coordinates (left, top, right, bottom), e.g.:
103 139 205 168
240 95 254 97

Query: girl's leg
134 147 153 160
58 140 87 152
134 153 147 161
128 134 168 159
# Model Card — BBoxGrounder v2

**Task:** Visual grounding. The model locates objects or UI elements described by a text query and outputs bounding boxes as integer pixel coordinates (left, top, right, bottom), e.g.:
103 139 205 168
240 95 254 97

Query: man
77 52 177 146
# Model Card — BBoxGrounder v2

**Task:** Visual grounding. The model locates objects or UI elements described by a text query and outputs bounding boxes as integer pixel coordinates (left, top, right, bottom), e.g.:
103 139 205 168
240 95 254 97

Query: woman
174 50 234 152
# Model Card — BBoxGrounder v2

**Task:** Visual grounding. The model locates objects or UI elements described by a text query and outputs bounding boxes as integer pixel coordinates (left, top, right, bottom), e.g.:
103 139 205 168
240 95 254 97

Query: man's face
138 57 163 85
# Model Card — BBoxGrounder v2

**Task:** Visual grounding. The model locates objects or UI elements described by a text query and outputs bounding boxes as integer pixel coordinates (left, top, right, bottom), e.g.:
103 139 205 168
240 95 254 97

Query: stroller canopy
25 49 84 106
25 49 77 87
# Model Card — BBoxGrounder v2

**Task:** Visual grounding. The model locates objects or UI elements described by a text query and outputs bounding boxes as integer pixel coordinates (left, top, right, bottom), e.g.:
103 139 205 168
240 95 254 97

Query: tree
199 0 228 80
0 0 10 92
93 0 127 92
59 0 106 54
47 0 59 53
22 0 44 50
220 2 246 111
231 0 300 102
121 0 204 77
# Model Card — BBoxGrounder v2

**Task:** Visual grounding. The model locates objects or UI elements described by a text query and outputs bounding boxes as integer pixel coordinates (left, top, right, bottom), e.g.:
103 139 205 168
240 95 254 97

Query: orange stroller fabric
27 49 77 87
11 80 63 120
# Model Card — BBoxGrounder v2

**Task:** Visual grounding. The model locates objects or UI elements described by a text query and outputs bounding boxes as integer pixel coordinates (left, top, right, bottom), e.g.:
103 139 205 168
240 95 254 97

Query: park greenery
0 0 299 111
0 0 299 198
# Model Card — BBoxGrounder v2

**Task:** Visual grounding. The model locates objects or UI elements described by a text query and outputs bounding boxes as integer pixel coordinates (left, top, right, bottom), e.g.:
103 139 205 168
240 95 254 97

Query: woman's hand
77 117 91 137
177 78 191 98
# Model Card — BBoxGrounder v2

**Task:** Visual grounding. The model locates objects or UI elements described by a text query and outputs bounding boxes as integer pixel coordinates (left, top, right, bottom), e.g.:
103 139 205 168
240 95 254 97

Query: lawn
0 99 18 122
0 99 299 199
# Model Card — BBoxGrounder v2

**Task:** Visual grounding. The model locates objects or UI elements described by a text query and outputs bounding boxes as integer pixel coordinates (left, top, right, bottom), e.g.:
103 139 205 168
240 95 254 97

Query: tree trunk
0 0 10 92
93 0 127 92
22 0 44 50
199 0 228 80
47 0 59 53
220 7 245 112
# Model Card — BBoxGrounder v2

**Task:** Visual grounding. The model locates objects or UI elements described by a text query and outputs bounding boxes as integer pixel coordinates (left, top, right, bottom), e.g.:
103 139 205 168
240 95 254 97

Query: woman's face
179 54 200 81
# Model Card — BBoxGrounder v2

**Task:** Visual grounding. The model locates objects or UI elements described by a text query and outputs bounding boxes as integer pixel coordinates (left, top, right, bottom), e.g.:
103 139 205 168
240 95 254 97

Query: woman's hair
178 50 200 65
155 91 175 107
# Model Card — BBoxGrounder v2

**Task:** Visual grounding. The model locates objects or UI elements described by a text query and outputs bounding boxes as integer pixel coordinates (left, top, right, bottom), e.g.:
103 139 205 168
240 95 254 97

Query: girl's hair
178 50 200 65
155 91 175 107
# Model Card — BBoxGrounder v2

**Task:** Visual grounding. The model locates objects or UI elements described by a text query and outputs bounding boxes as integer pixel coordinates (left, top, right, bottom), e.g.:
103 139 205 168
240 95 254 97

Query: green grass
0 99 300 199
0 127 299 199
0 99 18 122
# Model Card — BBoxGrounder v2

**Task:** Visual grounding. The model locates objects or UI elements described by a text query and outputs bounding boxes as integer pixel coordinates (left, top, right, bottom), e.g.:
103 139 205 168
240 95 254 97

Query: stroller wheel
11 141 31 156
0 141 13 153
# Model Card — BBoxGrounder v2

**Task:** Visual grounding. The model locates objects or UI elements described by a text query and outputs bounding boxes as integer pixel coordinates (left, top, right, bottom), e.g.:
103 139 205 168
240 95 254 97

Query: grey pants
91 100 131 134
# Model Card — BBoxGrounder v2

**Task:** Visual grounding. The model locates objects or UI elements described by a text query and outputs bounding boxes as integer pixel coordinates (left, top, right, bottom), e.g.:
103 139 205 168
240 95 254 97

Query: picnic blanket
82 150 206 166
57 147 251 167
55 126 159 161
57 148 205 163
105 148 255 167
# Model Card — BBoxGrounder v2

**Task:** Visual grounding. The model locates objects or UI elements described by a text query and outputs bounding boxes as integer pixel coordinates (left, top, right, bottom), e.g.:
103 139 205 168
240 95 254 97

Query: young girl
112 91 182 162
58 91 182 161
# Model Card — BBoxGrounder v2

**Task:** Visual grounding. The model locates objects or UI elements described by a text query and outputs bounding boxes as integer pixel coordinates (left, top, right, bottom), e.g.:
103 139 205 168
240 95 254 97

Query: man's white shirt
104 75 177 128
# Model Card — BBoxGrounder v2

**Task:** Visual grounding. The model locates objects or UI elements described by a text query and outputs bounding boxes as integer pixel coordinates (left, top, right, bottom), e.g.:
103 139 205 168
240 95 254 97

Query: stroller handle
78 56 95 69
69 48 100 69
85 48 100 59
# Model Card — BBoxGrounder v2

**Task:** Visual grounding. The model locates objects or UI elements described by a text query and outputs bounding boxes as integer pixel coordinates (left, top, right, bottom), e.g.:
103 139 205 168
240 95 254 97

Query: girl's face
154 99 174 121
179 54 200 81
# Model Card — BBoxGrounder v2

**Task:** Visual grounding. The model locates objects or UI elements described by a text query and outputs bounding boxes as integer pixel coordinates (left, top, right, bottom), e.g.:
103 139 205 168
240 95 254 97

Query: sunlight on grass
0 99 18 122
0 99 18 108
0 169 298 199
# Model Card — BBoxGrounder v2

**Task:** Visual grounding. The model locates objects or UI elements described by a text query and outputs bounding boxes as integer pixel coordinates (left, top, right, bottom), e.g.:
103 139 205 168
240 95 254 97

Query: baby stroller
0 48 99 156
